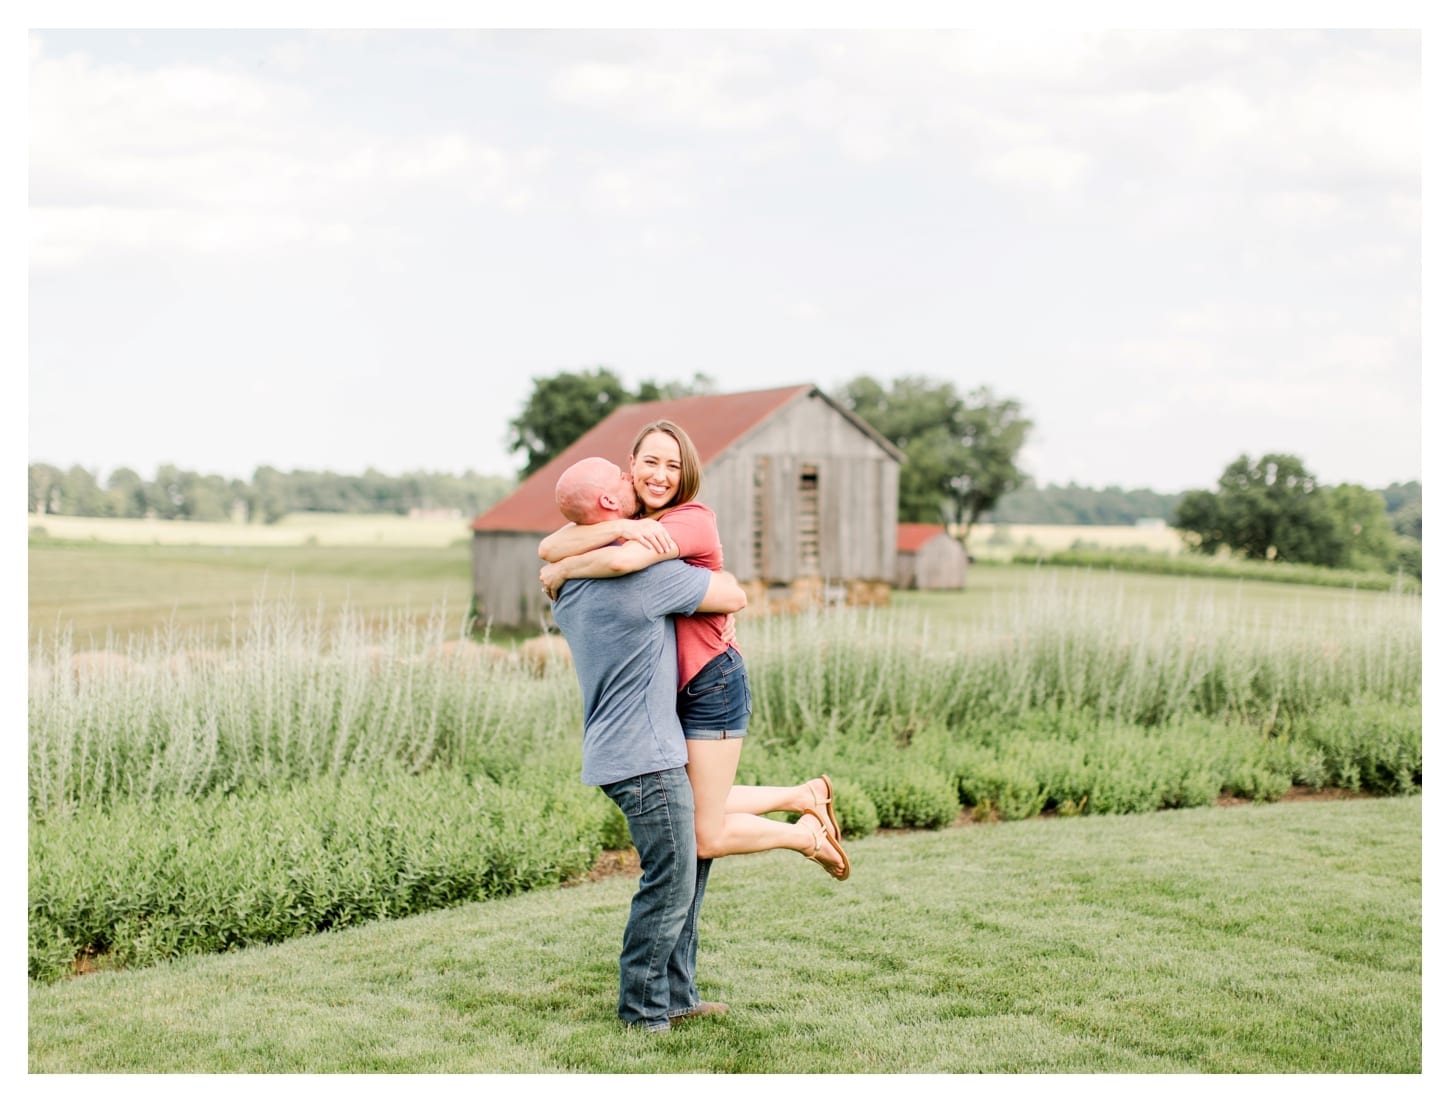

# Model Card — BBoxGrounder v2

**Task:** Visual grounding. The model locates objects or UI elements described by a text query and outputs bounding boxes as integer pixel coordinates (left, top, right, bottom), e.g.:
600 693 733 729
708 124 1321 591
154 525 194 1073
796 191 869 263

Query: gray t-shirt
551 559 712 786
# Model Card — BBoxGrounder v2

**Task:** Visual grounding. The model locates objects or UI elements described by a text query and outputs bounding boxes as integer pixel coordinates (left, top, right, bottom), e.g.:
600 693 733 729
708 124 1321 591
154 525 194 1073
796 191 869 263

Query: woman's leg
722 776 830 818
685 739 844 875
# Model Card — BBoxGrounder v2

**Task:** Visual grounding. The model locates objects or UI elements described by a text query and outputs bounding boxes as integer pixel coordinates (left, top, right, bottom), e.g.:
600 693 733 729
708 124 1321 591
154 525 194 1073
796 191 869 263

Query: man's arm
696 570 747 615
540 540 678 600
537 519 677 562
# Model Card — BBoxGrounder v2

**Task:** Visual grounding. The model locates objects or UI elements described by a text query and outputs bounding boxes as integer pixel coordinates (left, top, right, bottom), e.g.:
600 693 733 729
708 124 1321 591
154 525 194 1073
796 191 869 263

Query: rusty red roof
896 522 949 553
474 384 839 534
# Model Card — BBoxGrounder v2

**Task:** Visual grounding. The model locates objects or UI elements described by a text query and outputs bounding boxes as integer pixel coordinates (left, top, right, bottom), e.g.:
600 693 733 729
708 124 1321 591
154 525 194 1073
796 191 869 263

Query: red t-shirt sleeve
659 502 722 568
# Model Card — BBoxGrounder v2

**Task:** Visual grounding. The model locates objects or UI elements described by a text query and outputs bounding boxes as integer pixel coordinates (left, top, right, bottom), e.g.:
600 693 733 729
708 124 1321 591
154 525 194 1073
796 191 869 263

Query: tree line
1174 455 1420 577
30 365 1422 580
27 463 514 524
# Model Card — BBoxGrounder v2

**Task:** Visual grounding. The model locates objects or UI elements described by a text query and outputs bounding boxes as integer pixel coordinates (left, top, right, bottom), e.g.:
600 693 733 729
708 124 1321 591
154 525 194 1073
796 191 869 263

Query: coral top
656 501 732 690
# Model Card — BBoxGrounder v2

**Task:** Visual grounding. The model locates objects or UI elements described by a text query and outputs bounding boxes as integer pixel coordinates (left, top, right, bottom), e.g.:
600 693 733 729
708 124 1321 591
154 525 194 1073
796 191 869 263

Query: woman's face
630 431 682 516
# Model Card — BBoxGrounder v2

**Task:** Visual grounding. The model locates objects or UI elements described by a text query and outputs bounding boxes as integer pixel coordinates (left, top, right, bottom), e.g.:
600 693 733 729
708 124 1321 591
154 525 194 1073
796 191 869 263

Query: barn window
798 465 820 575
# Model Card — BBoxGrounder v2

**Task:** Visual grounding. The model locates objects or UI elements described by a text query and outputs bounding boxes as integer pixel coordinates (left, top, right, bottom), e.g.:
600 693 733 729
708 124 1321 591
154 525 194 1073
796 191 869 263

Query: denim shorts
678 646 751 739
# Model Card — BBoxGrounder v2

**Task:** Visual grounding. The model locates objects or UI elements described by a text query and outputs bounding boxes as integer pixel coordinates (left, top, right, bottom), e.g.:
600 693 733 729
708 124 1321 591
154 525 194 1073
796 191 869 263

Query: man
546 456 747 1032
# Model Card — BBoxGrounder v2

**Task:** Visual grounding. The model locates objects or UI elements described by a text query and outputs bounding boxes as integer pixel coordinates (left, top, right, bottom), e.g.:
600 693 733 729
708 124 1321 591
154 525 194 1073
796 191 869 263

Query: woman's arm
539 541 679 600
537 518 676 562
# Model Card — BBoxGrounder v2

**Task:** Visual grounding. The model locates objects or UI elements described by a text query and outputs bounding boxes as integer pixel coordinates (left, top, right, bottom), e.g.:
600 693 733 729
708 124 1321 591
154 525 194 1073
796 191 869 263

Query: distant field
29 539 477 645
27 512 473 548
970 521 1185 558
28 513 1189 557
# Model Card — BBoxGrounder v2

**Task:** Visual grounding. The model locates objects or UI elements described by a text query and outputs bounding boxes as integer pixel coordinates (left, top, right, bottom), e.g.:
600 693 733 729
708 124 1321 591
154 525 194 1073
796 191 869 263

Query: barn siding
473 532 551 628
710 392 901 585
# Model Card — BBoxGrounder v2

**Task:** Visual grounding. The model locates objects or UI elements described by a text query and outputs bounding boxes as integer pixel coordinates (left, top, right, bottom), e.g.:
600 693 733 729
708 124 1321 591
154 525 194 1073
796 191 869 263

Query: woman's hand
719 614 737 648
540 561 568 601
619 519 678 557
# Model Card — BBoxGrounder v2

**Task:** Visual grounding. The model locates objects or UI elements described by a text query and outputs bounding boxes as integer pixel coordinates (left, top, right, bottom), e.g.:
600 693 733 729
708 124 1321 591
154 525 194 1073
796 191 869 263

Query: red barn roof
474 383 900 534
896 522 949 553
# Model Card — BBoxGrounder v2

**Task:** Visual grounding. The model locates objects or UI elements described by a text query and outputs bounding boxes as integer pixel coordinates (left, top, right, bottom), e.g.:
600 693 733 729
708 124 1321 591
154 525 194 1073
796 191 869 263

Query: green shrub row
28 768 614 984
1009 548 1421 592
730 702 1421 830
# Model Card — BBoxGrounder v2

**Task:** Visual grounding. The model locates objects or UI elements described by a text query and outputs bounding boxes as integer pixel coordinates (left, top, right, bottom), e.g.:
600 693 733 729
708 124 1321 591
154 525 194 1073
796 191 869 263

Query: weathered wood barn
895 522 969 590
471 384 904 628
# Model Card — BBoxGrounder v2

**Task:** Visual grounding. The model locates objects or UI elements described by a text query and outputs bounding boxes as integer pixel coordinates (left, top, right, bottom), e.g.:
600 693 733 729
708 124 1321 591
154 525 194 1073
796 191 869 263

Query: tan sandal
813 774 843 843
801 808 850 881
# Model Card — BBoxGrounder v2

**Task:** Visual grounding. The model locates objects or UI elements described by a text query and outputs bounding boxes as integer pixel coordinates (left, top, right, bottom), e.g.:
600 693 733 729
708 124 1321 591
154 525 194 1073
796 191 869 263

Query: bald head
555 457 638 524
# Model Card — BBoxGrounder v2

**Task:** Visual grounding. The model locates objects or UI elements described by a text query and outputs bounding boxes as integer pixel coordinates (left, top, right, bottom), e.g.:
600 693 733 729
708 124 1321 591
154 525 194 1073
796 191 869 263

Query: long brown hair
630 419 702 509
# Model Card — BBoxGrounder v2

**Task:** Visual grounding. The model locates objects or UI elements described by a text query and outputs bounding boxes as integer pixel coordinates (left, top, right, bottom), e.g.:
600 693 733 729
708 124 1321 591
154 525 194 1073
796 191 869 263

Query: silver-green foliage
29 602 580 817
743 571 1420 742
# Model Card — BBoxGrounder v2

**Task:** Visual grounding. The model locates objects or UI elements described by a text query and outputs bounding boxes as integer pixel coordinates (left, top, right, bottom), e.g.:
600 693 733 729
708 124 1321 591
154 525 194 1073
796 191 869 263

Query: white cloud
29 35 551 265
30 206 357 266
551 48 778 130
982 144 1089 194
583 156 694 216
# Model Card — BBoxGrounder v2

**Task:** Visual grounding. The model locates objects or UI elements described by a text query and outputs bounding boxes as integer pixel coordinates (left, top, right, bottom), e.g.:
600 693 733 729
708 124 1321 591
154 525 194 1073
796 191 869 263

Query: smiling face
630 430 682 517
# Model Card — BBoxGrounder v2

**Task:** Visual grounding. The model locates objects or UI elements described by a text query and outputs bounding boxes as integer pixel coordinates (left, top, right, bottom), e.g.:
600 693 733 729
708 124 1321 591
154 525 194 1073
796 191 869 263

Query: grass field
28 538 478 644
27 511 474 547
25 513 1424 1074
27 796 1420 1073
28 513 1187 555
29 514 1407 646
971 520 1186 559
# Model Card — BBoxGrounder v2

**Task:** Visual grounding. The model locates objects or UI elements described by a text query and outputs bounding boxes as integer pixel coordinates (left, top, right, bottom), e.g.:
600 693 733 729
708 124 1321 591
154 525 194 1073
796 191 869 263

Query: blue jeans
601 767 708 1029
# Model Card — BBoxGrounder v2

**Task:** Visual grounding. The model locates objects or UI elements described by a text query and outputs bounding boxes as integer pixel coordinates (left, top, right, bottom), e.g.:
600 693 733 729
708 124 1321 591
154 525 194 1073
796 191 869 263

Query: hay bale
427 639 515 666
70 650 138 680
520 634 572 676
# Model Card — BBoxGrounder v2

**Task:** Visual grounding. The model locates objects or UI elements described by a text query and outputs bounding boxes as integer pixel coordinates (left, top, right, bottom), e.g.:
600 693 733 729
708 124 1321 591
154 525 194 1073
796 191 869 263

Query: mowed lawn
28 796 1420 1074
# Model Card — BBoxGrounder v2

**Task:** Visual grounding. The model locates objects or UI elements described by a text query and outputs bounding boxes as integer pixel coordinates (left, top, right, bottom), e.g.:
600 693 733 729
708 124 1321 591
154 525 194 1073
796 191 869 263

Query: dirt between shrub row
578 786 1376 884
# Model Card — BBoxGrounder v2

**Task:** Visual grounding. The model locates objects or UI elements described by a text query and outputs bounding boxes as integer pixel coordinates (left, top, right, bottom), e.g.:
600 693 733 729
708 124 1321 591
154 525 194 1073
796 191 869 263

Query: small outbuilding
895 523 968 591
470 383 904 628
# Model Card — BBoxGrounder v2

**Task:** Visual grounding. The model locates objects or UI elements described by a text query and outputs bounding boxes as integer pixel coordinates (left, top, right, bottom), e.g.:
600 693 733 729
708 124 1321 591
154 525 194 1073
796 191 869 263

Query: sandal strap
801 808 828 858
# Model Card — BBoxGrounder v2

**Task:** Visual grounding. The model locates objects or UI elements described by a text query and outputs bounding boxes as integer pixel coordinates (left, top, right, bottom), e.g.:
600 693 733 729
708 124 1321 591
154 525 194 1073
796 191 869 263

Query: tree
508 368 631 477
1322 484 1397 571
507 368 717 476
636 372 716 402
28 463 64 515
105 467 148 518
834 375 1032 544
945 389 1033 539
1174 454 1398 570
52 465 106 516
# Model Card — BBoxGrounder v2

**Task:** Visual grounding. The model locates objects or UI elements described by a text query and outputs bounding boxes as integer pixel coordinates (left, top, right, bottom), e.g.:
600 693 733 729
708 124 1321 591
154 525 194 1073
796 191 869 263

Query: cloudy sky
26 20 1425 494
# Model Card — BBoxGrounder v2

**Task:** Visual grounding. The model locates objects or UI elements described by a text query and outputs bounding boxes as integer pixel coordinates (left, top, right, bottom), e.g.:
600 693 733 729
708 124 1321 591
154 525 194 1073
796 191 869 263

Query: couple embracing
541 418 850 1033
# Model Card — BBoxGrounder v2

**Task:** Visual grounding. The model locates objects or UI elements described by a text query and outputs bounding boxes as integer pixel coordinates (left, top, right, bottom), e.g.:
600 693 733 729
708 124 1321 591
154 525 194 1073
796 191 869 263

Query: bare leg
685 741 845 876
722 777 825 817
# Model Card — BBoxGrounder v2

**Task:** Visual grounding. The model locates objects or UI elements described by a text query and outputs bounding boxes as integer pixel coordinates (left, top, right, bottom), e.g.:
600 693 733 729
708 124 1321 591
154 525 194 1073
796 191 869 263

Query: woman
539 418 849 881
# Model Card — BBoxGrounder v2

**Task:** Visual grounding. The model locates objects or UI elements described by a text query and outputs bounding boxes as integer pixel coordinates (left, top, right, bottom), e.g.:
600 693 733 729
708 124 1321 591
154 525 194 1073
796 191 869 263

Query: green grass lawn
28 796 1420 1074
